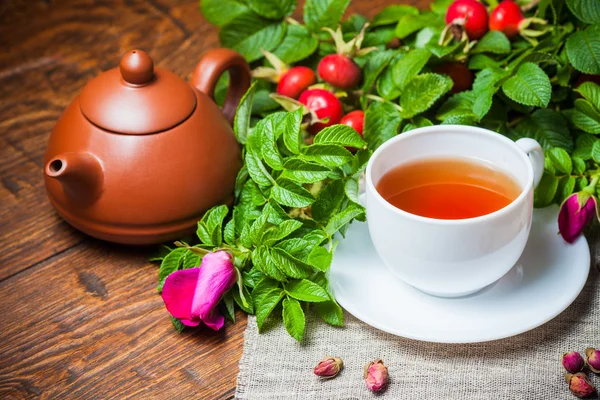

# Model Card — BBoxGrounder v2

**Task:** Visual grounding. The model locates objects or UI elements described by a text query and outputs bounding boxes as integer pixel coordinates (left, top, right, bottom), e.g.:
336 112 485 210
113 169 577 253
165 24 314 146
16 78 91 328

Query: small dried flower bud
565 373 597 398
586 348 600 373
364 359 388 392
314 356 343 379
562 352 585 373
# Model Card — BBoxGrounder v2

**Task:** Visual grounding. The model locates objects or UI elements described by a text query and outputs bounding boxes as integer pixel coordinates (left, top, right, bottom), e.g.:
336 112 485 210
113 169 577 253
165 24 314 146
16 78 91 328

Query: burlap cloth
235 231 600 399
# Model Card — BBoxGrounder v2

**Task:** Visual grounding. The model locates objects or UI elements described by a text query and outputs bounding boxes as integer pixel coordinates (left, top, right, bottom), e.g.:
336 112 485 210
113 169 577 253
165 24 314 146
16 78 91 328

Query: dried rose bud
565 373 597 398
313 356 343 379
562 352 585 373
586 348 600 373
364 359 388 392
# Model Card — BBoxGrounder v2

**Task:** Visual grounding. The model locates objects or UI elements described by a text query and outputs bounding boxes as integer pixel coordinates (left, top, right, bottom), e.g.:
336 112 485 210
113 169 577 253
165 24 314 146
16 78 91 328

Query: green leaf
182 251 201 270
312 180 345 224
256 288 284 331
576 82 600 109
314 125 367 148
534 173 559 207
233 82 257 145
247 209 271 246
271 248 314 278
566 25 600 74
344 178 361 205
556 176 577 203
392 48 431 90
222 291 235 323
436 91 476 121
377 62 402 101
501 62 551 108
363 101 402 150
352 149 372 176
245 152 275 187
261 220 303 245
282 297 305 341
233 283 254 314
473 31 511 54
403 115 433 132
157 248 186 291
592 140 600 164
247 0 296 19
302 144 353 167
303 0 350 32
573 134 596 160
395 12 440 39
259 117 285 171
271 179 315 207
273 24 319 64
566 0 600 24
315 300 344 326
307 246 332 271
325 203 364 235
285 279 330 302
220 13 286 62
430 0 455 13
372 5 419 26
511 109 573 152
202 205 229 246
281 158 330 184
469 54 501 70
573 156 586 174
252 277 279 307
362 50 395 92
400 73 453 118
282 108 303 155
200 0 249 26
548 147 573 174
170 316 186 333
573 99 600 134
253 246 288 281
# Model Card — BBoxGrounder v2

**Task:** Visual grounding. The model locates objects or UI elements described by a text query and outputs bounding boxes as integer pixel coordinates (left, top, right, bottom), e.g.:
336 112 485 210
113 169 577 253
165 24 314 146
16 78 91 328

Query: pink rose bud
161 251 237 330
565 372 596 398
558 191 597 244
313 356 343 379
562 352 586 373
364 359 388 392
586 348 600 373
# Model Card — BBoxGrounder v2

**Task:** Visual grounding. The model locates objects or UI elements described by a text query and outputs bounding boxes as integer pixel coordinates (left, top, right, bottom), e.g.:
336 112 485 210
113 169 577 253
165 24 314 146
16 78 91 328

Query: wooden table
0 0 426 398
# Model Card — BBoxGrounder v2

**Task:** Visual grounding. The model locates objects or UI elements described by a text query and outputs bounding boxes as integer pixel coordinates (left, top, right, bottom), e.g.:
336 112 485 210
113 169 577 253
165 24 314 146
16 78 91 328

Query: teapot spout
45 152 103 203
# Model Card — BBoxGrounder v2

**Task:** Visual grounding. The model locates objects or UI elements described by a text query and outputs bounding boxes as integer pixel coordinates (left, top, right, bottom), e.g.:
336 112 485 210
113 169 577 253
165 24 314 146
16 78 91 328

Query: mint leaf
576 82 600 109
469 54 501 70
245 152 275 187
362 50 395 92
372 5 419 27
377 61 402 100
573 134 596 160
182 251 201 270
436 91 476 121
314 125 367 148
261 220 303 245
253 246 288 281
400 73 453 118
395 12 440 39
274 24 319 64
202 205 229 247
344 179 360 205
220 13 286 62
256 288 284 331
302 144 353 167
556 176 577 203
285 279 329 302
534 173 560 207
573 156 586 174
315 299 344 326
592 140 600 164
282 297 305 341
200 0 249 26
303 0 350 32
281 158 331 184
364 101 402 150
473 31 511 54
157 248 186 291
307 246 333 271
234 82 257 145
259 115 285 170
248 209 271 246
392 48 431 90
325 203 365 235
501 62 551 108
271 248 314 278
510 109 573 152
566 25 600 74
548 147 573 174
247 0 296 19
312 180 345 224
572 99 600 134
271 179 315 207
403 115 433 132
351 149 371 176
566 0 600 24
222 291 236 323
282 108 303 155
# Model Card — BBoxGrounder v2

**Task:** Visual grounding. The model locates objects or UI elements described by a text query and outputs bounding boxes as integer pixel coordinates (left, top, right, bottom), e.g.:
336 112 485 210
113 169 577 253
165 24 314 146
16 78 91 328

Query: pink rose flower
161 251 236 330
558 191 597 244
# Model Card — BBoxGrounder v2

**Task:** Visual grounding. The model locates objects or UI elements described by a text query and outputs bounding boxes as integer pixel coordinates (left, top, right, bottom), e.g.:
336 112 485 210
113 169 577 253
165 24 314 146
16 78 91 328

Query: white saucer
329 206 590 343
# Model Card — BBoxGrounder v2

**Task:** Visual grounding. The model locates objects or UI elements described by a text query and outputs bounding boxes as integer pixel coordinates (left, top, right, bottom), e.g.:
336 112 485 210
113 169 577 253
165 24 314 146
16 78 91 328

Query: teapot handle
191 48 251 125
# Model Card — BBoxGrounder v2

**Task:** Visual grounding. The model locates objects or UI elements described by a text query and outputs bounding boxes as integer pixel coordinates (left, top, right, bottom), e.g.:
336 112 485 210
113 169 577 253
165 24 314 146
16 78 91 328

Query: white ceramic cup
365 125 544 297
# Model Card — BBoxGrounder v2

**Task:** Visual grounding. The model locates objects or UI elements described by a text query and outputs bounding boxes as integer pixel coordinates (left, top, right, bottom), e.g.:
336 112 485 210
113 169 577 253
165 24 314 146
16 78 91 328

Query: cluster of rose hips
562 348 600 398
313 356 388 393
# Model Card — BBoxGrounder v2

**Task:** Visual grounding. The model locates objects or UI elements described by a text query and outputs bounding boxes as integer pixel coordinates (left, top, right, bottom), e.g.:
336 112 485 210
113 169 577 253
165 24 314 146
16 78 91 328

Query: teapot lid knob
120 50 154 85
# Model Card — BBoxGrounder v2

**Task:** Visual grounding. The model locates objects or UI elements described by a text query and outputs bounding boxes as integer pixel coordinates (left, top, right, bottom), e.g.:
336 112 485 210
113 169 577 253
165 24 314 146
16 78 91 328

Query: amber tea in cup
376 157 521 220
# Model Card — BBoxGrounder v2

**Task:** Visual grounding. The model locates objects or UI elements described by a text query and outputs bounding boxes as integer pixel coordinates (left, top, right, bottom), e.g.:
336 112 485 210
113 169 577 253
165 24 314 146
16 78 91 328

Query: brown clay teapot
44 48 250 245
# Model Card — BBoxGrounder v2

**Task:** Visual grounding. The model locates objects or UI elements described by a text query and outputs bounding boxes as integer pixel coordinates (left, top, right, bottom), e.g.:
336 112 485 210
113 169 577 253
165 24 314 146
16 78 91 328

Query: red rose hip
446 0 489 40
298 89 343 134
276 66 317 99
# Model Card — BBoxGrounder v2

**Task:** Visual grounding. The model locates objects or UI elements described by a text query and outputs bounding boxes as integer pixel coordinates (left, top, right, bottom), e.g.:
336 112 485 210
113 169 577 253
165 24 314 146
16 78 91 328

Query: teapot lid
79 50 196 134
